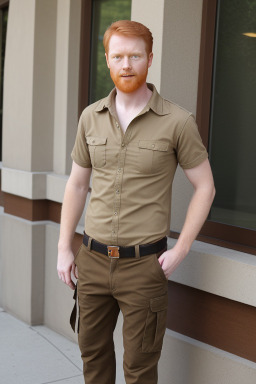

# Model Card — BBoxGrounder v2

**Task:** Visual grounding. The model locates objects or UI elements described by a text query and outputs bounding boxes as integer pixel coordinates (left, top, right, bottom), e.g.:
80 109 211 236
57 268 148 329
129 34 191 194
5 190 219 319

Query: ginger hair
103 20 153 55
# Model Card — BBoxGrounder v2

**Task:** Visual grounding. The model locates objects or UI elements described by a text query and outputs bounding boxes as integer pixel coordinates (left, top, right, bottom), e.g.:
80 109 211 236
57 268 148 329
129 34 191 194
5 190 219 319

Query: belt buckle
107 246 120 258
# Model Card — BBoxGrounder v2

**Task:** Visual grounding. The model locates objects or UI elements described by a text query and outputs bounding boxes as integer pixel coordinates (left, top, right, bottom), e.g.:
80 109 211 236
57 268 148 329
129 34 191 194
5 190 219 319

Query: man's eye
131 55 139 59
114 56 121 60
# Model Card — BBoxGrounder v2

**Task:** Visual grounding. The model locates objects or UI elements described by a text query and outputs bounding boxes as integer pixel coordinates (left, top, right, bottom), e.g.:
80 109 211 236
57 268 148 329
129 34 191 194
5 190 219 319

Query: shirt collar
146 84 171 116
94 88 116 114
94 83 171 116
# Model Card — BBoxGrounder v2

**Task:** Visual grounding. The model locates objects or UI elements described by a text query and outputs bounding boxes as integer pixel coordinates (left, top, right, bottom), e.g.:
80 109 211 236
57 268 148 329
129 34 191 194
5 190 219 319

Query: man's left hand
158 248 187 279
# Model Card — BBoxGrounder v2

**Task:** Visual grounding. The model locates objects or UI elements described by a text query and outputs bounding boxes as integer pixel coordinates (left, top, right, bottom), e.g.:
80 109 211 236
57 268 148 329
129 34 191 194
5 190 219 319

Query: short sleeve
176 114 208 169
71 113 92 168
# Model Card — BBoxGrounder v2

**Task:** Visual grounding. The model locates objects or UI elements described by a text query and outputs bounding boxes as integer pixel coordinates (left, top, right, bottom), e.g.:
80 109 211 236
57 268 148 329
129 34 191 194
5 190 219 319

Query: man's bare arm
159 158 215 278
57 161 92 289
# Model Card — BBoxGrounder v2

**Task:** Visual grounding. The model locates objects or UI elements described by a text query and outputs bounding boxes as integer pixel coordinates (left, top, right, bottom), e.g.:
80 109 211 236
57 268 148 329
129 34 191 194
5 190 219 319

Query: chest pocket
138 140 169 174
86 136 107 168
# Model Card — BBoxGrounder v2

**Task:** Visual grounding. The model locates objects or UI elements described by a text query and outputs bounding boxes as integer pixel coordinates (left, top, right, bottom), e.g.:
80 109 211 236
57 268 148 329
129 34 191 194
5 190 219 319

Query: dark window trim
0 1 8 9
167 281 256 363
195 0 256 255
196 0 217 148
170 229 256 257
0 1 8 162
78 0 92 116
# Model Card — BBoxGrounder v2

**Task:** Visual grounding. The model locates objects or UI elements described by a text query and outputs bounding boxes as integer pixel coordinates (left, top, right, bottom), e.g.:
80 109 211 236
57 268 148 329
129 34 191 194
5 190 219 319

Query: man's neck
114 83 153 133
115 82 152 111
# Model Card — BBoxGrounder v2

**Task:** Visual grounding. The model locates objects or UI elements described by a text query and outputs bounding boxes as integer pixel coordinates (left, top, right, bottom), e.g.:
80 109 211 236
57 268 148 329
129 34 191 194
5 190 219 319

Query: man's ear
148 52 153 68
105 53 110 68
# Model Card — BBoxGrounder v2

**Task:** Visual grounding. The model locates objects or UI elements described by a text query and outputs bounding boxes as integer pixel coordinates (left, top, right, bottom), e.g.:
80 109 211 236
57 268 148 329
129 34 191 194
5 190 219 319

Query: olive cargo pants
74 241 168 384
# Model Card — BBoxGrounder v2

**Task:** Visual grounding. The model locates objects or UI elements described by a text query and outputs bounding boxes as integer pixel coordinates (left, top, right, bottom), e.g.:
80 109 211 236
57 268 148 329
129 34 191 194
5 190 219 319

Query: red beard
110 68 148 93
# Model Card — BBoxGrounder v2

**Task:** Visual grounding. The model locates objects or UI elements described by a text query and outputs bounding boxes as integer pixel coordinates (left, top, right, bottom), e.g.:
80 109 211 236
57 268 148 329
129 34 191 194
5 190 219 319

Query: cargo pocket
86 136 107 168
138 140 169 174
142 294 168 352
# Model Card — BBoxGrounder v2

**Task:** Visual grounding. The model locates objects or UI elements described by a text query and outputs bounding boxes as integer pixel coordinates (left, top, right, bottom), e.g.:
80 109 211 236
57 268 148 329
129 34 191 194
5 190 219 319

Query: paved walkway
0 307 84 384
0 307 126 384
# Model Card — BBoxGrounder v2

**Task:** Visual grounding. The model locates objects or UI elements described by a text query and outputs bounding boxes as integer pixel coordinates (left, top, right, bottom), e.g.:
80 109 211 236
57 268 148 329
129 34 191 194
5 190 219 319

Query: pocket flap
139 140 168 152
86 136 107 145
150 295 168 312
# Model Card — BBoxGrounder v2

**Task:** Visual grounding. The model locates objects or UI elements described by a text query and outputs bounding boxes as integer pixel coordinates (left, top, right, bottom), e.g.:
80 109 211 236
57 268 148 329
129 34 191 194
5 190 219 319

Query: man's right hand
57 162 91 290
57 249 78 290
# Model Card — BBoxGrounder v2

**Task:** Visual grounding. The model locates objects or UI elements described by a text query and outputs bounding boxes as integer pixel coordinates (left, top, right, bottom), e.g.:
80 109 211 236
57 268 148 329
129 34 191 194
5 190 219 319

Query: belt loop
135 244 140 258
87 236 92 251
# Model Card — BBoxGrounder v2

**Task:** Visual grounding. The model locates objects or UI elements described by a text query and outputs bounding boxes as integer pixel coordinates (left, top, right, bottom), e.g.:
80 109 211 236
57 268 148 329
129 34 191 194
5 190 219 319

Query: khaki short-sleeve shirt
71 84 208 246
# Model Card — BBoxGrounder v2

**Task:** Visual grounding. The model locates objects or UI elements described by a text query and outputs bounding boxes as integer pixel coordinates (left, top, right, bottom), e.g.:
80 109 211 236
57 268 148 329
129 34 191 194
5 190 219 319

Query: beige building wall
0 0 81 327
161 0 203 232
3 0 57 172
1 0 256 383
53 0 81 175
2 0 35 171
0 214 45 324
159 330 256 384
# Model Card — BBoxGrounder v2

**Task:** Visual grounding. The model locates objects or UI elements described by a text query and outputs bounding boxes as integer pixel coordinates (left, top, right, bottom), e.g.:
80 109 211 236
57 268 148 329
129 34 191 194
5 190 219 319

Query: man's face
105 34 153 93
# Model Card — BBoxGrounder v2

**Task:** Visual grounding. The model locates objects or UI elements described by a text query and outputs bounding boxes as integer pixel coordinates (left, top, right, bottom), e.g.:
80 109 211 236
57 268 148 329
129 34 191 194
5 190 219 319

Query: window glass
208 0 256 230
89 0 131 104
0 6 8 161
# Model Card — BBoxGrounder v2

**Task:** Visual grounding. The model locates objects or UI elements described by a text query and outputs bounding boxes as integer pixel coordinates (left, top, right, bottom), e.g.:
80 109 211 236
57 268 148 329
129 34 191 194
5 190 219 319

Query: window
197 0 256 253
0 2 8 161
209 0 256 231
79 0 131 114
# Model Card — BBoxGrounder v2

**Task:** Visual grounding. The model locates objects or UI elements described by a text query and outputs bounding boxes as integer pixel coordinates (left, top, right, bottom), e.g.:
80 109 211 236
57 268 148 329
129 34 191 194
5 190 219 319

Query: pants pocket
142 294 168 352
74 243 83 265
154 254 168 282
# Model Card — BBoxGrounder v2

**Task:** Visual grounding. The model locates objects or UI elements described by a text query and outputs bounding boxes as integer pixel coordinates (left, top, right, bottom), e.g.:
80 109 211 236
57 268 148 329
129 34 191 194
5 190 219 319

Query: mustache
119 72 135 77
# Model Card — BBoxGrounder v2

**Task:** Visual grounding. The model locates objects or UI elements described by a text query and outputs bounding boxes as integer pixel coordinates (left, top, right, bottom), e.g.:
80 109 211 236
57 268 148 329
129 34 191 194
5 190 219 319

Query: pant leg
114 252 168 384
75 244 120 384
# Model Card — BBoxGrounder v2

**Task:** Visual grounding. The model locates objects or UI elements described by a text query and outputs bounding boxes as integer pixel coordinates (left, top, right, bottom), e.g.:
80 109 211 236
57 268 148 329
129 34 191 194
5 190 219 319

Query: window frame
0 0 9 162
78 0 92 116
195 0 256 255
0 1 8 8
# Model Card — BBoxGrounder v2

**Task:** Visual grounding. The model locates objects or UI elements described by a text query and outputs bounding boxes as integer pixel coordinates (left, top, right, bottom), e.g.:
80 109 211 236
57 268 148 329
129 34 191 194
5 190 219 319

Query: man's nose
122 56 131 69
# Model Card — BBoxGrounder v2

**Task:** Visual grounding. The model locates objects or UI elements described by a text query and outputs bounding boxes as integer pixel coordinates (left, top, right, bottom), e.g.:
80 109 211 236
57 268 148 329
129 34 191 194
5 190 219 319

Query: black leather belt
83 233 167 258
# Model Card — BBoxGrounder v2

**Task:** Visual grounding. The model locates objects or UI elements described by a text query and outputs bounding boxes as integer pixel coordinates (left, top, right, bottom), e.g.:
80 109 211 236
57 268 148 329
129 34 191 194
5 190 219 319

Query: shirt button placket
111 120 133 244
111 143 126 244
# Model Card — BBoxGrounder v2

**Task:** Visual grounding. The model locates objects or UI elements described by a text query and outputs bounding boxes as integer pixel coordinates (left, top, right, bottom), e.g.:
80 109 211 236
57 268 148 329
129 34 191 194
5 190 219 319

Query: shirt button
116 189 119 193
116 122 119 128
114 212 117 215
118 168 122 173
151 144 155 148
92 139 95 144
121 143 125 147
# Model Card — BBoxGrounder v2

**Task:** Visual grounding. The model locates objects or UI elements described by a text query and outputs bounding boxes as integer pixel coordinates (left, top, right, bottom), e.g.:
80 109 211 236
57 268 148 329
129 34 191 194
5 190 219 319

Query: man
57 20 215 384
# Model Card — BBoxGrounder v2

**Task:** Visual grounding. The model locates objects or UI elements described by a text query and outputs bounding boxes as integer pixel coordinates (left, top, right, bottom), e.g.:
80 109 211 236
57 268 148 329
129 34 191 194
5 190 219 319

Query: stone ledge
168 237 256 307
1 167 68 202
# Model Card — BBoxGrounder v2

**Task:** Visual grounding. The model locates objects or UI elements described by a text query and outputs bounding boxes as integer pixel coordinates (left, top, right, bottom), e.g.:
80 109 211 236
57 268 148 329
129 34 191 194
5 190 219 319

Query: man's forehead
108 34 147 51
